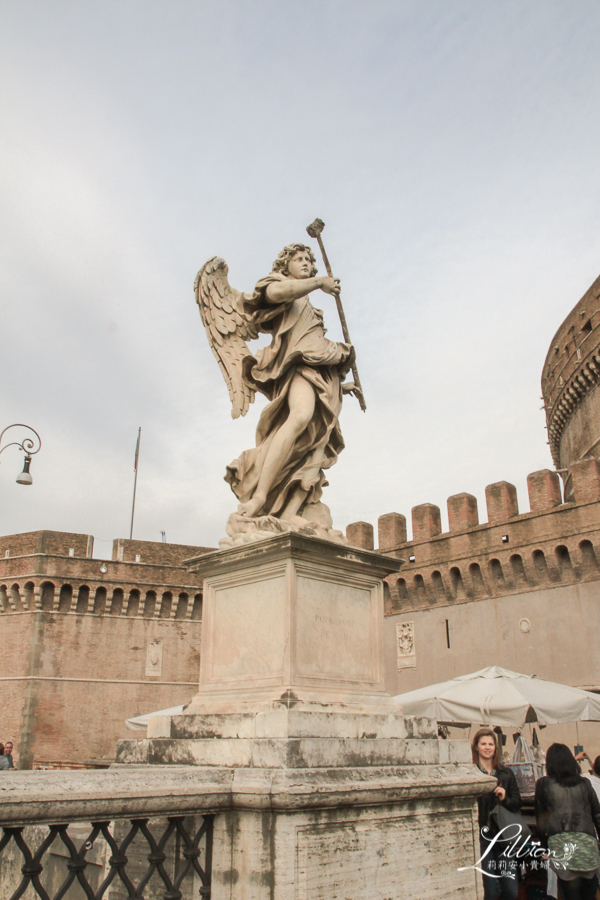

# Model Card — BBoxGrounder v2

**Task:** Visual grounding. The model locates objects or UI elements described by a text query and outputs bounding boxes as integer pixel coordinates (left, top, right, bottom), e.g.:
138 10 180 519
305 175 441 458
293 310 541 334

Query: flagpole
129 427 141 540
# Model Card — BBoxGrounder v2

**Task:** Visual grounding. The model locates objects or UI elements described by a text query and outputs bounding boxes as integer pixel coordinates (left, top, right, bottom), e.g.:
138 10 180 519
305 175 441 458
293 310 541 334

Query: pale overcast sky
2 1 600 554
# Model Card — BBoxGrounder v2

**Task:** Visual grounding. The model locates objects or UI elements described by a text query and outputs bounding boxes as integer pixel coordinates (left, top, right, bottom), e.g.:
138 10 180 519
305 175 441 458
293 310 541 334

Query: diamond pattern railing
0 813 213 900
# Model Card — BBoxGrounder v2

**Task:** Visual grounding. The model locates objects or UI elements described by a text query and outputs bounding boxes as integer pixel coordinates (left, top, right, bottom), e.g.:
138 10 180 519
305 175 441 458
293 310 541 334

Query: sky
2 1 600 556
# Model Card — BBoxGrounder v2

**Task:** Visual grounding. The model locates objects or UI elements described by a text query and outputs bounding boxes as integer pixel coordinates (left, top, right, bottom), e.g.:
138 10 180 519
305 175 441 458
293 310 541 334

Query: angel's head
272 244 317 279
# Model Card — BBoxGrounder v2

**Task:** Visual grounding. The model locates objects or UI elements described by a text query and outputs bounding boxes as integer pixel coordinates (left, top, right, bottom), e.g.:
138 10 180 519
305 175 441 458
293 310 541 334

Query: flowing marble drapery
224 272 354 517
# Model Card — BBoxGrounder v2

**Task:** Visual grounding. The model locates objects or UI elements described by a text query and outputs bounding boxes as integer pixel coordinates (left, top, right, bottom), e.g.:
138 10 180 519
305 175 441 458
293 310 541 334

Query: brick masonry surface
0 533 214 768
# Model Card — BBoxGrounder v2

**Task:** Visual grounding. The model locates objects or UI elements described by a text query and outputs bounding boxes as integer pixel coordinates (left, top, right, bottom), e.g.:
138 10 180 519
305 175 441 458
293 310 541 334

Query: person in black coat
472 727 522 900
536 743 600 900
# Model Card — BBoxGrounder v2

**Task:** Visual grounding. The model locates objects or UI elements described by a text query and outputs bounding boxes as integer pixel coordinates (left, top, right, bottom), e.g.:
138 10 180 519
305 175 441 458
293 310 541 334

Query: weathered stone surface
150 709 436 741
542 273 600 493
181 533 402 715
111 533 491 897
211 795 482 900
0 764 491 900
118 734 471 770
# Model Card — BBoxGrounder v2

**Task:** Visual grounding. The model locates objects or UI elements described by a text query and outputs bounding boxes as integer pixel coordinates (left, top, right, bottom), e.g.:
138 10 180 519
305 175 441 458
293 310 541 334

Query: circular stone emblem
518 617 531 633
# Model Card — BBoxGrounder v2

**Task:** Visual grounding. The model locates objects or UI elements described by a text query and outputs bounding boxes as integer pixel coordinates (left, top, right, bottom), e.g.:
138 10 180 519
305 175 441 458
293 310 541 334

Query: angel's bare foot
238 493 266 518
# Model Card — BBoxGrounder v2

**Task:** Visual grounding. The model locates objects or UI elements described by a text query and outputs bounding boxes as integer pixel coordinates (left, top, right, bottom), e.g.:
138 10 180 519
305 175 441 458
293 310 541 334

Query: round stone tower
542 273 600 501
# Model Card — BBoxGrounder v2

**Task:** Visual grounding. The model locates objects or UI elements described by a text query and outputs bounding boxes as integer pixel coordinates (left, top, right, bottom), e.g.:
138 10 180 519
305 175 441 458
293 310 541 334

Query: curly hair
272 243 317 277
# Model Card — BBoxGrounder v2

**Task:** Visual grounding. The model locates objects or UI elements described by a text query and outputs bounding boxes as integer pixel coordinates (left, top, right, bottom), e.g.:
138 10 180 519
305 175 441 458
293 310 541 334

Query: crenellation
374 474 600 614
447 492 479 531
0 532 211 622
377 512 407 551
527 468 562 511
485 480 519 523
411 503 442 541
571 457 600 504
346 520 374 549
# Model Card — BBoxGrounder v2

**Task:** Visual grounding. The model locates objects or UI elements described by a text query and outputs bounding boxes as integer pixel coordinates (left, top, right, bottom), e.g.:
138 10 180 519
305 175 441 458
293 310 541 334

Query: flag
134 428 141 471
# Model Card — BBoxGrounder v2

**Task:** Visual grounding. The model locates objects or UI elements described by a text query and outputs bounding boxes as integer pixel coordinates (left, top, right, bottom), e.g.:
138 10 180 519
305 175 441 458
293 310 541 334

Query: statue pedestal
188 532 401 713
116 535 487 899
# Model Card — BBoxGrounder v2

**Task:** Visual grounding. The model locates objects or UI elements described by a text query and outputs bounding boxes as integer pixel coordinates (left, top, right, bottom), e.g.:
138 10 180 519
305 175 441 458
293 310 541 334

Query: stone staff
306 218 366 411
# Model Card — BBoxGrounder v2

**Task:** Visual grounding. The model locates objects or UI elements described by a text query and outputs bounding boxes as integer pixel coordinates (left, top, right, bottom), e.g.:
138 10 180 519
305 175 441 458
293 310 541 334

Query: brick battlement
0 531 216 620
346 467 600 613
112 538 215 566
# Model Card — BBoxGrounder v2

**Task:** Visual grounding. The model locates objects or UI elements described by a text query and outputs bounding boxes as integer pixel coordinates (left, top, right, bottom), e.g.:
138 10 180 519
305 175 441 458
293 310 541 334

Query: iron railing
0 813 214 900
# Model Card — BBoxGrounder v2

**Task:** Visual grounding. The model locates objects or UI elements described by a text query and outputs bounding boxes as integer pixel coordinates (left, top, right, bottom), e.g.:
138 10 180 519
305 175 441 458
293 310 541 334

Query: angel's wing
194 257 259 419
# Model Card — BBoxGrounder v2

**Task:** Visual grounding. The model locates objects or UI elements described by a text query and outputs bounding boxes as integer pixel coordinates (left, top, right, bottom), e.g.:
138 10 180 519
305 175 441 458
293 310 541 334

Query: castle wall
558 389 600 498
383 581 600 696
112 537 214 565
347 467 600 753
0 611 200 766
0 531 93 559
542 273 600 497
0 531 211 767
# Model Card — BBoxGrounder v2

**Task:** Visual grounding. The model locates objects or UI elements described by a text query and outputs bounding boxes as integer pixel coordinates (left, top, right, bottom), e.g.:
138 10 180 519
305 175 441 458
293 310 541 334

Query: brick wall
0 531 92 559
0 611 201 767
345 471 600 614
0 530 210 767
112 538 215 566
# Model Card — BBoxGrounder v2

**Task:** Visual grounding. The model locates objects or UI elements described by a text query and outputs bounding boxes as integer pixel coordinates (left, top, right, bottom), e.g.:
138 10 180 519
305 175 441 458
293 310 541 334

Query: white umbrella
393 666 600 727
125 704 185 731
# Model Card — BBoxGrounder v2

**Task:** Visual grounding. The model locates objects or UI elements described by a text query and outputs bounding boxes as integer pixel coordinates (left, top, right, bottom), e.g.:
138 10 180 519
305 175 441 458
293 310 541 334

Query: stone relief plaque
396 621 416 669
145 640 163 677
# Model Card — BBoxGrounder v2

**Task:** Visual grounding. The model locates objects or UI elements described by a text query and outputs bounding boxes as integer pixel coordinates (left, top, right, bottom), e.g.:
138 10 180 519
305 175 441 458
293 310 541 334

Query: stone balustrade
0 768 216 900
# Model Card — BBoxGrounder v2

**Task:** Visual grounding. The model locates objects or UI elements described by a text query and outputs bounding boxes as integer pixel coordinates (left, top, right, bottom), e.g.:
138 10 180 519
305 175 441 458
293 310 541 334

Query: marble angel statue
195 242 362 549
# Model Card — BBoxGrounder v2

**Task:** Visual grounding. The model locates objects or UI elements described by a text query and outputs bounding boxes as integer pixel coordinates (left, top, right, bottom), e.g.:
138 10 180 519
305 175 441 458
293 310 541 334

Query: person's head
272 244 317 279
593 756 600 778
471 728 500 768
4 742 12 755
0 743 4 756
546 743 582 786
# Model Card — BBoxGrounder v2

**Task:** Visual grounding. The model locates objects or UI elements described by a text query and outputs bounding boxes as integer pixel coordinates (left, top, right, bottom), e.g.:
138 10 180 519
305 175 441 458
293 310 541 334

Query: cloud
2 1 600 547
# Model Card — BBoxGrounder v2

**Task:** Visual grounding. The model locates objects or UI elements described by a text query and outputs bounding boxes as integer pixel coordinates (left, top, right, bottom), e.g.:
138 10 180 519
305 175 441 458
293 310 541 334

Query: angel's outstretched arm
266 275 340 304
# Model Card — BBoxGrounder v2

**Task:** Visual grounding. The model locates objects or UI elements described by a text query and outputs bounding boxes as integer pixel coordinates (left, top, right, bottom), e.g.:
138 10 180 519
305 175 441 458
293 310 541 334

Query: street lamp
0 424 42 486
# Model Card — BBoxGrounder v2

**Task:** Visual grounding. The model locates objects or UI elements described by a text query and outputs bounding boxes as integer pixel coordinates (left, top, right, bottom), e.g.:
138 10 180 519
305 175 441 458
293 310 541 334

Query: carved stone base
219 501 346 549
182 533 401 714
